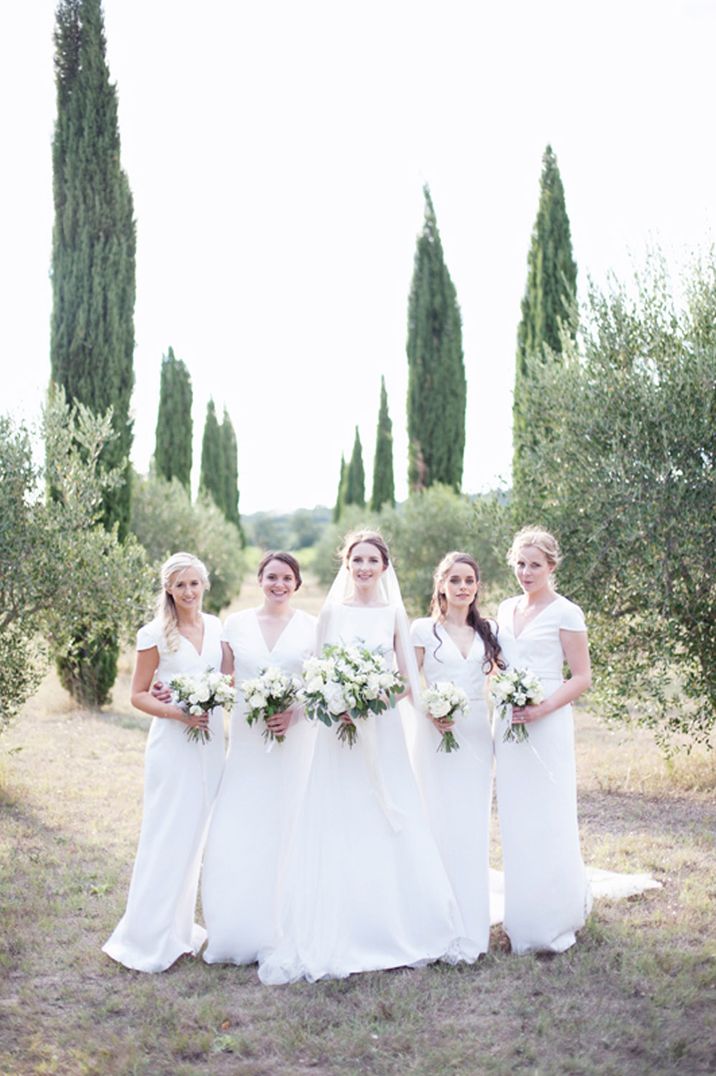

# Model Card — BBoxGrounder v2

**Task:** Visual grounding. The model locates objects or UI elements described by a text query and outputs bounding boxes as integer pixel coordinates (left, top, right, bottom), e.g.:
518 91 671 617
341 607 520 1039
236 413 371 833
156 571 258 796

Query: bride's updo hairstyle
507 526 562 586
158 552 210 652
257 550 303 591
430 551 505 672
340 529 390 570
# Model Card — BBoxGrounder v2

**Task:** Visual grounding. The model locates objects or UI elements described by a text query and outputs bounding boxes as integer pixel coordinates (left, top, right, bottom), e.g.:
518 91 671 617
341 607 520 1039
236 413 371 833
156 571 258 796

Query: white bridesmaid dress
409 617 494 955
103 613 225 972
201 608 317 965
258 603 477 984
494 593 592 954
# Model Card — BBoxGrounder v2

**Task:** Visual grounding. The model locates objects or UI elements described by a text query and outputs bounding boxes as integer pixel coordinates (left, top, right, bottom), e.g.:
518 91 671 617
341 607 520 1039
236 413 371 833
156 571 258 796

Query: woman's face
348 541 386 592
166 567 205 612
260 559 297 606
514 544 554 596
441 562 478 611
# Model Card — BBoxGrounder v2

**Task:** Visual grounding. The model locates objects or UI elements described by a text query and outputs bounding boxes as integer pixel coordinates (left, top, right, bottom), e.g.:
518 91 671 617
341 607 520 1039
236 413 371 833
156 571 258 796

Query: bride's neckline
342 601 389 609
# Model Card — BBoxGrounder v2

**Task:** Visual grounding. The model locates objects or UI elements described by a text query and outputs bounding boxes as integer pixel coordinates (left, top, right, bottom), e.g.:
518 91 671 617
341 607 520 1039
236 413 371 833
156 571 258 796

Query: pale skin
509 544 592 725
414 561 492 735
338 542 410 726
132 567 210 734
153 559 300 737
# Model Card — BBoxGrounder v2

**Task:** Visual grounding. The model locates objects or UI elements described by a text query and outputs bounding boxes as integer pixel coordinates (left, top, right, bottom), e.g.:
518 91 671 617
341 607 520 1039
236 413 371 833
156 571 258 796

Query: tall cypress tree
51 0 136 536
344 427 365 508
512 145 577 500
406 186 465 493
50 0 136 705
370 377 395 512
333 454 347 522
220 407 242 538
200 399 223 507
154 347 192 490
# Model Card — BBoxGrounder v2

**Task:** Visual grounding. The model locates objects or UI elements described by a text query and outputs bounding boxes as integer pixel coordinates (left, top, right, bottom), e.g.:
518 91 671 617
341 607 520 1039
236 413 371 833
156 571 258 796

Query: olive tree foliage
312 486 512 618
516 254 716 746
0 393 153 730
130 474 245 615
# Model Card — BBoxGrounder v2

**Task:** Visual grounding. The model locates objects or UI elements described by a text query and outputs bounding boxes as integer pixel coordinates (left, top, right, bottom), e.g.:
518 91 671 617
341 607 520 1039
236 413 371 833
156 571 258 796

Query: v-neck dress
409 617 495 954
258 603 476 985
201 607 317 965
102 613 225 972
494 594 591 954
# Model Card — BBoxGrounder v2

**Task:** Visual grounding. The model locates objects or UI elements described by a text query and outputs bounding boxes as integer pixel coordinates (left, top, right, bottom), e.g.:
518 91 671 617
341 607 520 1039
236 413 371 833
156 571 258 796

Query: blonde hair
507 526 562 574
339 529 390 569
157 552 210 652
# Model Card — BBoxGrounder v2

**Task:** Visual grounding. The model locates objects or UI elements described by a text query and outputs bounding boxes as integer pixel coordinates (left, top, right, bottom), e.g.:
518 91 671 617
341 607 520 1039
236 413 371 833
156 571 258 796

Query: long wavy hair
157 552 209 653
429 551 505 672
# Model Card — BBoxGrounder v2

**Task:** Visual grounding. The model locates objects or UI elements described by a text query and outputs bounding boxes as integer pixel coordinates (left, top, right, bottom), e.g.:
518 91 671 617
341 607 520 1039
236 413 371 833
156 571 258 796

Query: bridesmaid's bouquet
490 667 544 743
300 643 404 747
169 668 236 743
421 682 470 753
241 665 302 744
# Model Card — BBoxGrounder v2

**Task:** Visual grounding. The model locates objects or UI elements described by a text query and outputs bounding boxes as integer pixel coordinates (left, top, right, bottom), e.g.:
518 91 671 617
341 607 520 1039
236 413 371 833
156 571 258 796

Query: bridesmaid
410 551 504 955
495 526 592 954
103 552 225 972
201 551 316 966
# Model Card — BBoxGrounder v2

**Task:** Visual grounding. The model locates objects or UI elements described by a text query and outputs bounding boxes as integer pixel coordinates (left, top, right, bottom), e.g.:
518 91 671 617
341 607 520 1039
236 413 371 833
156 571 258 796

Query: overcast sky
2 0 714 513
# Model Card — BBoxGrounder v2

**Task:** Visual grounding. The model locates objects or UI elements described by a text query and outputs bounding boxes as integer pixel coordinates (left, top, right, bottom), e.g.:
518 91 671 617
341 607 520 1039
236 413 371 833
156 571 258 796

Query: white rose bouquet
421 681 470 753
240 665 302 744
490 667 544 743
169 668 236 743
299 642 404 747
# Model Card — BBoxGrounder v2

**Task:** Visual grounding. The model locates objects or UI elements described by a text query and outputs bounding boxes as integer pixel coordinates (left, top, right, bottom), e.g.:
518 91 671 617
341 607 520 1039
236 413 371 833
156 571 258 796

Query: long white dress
258 603 477 984
409 617 494 955
202 608 317 965
103 614 225 972
494 594 592 954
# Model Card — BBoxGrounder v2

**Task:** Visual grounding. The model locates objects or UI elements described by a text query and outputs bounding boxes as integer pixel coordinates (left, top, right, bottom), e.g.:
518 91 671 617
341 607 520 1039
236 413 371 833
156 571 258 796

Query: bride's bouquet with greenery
421 682 470 753
169 668 236 743
490 667 544 743
241 666 302 744
300 643 404 747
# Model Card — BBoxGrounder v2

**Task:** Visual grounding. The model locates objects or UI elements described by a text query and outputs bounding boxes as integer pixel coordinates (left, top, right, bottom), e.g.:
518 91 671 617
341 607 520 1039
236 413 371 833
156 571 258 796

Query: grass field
1 577 715 1075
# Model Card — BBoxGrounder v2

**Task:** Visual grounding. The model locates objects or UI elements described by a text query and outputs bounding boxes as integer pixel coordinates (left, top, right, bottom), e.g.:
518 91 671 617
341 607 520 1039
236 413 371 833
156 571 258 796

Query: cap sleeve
136 619 162 652
409 618 432 648
559 598 587 632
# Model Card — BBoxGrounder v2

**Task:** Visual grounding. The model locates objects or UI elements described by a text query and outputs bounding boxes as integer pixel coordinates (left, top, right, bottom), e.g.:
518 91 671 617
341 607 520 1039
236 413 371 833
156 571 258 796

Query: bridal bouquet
300 643 404 747
169 668 236 743
421 682 470 753
241 665 302 744
490 667 544 743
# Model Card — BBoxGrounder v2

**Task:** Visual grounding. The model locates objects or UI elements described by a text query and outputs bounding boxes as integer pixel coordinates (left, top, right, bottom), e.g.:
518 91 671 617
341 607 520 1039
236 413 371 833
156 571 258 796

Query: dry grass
1 577 715 1075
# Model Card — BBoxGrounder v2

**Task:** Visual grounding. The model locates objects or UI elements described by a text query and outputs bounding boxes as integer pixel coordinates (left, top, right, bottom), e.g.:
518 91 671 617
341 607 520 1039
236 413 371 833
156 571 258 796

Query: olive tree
516 254 716 745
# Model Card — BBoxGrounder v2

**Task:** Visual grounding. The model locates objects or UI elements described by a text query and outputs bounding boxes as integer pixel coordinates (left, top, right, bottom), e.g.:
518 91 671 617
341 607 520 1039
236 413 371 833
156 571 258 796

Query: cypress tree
50 0 136 705
154 347 192 490
199 399 223 507
333 454 347 522
370 377 395 512
220 407 243 539
51 0 136 535
406 186 466 493
513 145 577 500
344 427 366 508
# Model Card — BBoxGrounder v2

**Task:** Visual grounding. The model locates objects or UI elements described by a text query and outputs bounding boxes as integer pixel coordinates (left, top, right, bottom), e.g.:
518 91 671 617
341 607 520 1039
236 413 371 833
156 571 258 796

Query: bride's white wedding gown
258 603 478 984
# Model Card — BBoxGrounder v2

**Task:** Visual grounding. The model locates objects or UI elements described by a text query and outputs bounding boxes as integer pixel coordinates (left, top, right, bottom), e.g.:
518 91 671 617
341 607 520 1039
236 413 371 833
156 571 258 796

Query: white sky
2 0 715 513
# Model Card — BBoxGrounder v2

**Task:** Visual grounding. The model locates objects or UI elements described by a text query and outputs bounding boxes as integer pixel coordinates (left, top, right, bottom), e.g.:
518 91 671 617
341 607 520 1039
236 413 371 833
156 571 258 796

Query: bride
258 530 477 984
